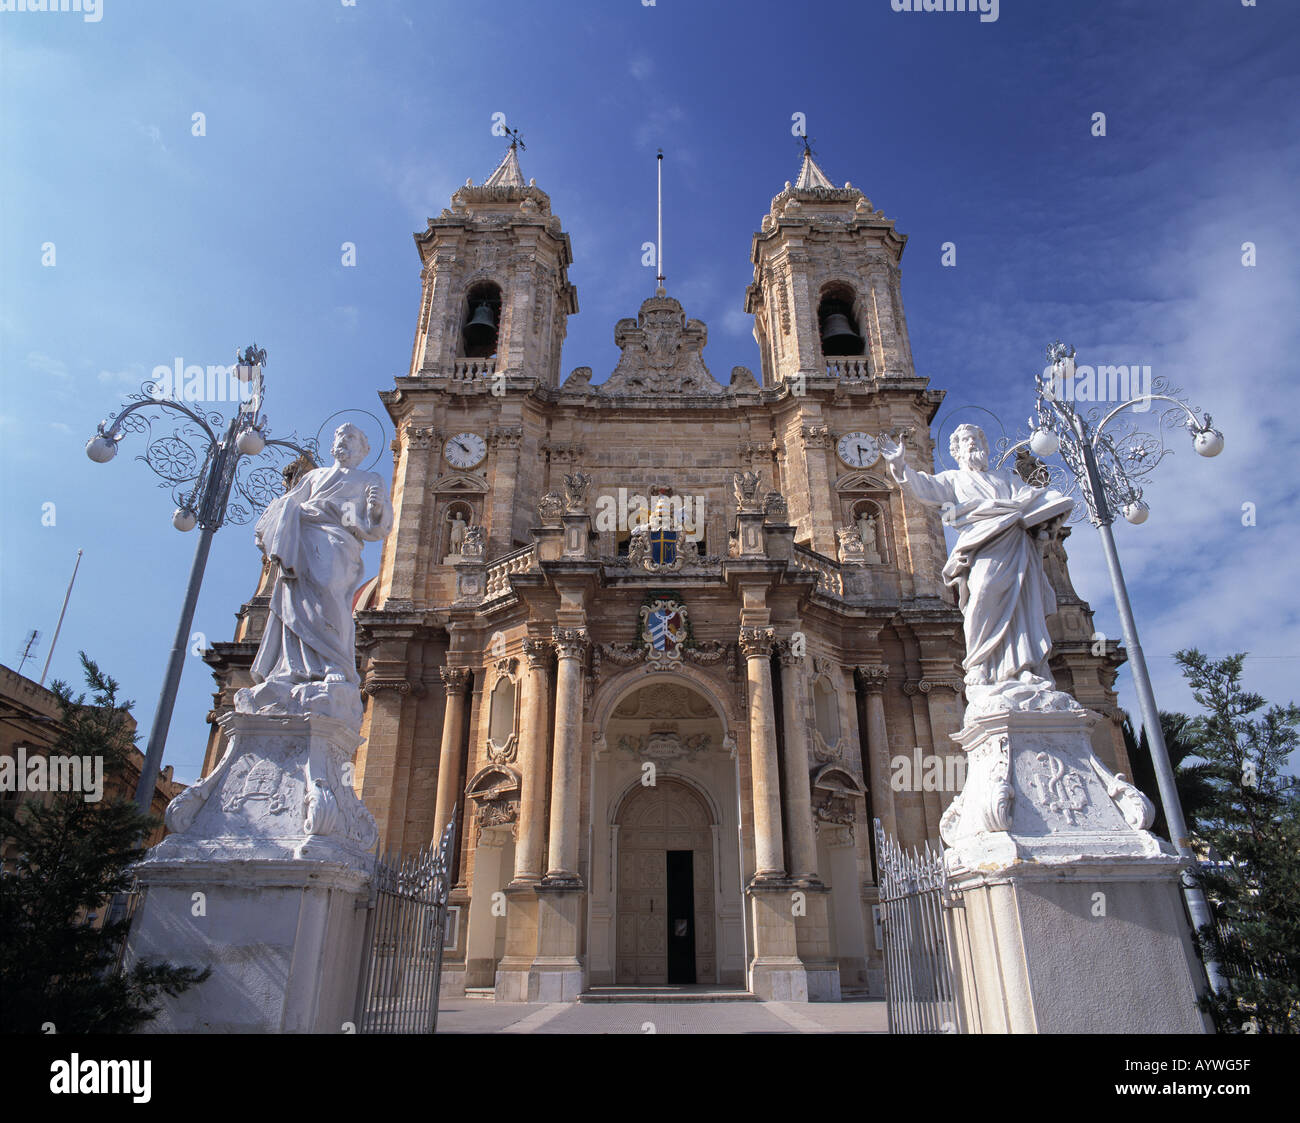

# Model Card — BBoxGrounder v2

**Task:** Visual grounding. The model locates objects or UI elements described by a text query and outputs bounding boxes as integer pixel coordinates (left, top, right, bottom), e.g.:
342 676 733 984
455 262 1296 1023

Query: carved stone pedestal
941 700 1208 1034
125 712 378 1033
747 881 809 1001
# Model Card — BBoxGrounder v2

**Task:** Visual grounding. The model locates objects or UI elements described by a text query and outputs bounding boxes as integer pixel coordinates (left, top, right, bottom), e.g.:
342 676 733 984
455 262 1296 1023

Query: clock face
445 432 487 469
837 432 879 468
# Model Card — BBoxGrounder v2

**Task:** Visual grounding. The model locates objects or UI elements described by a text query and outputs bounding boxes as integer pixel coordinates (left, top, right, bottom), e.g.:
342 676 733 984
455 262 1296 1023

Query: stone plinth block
124 711 379 1032
941 699 1207 1034
747 881 809 1001
529 885 585 1001
124 860 371 1033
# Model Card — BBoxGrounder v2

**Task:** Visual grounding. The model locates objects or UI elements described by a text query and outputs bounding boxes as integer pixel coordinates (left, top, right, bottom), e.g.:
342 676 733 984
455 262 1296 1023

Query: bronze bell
464 302 498 349
821 311 863 355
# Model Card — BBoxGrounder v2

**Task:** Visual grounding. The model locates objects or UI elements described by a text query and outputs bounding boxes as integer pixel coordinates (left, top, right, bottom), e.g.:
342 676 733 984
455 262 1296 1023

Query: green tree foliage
1121 709 1219 841
0 654 208 1033
1174 649 1300 1034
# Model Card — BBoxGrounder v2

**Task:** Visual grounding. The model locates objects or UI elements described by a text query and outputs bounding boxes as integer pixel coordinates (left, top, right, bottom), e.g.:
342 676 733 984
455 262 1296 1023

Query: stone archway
614 777 716 985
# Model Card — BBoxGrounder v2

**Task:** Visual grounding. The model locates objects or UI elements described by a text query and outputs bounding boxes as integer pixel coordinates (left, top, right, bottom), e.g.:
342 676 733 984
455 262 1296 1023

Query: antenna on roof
656 149 665 296
16 630 40 676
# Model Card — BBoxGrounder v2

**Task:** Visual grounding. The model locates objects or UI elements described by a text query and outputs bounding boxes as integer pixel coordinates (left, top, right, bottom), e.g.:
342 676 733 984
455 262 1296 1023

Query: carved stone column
433 666 470 841
527 626 588 1002
512 638 551 884
742 628 808 1001
777 645 819 882
857 664 896 845
740 626 784 880
495 641 550 1001
544 627 587 884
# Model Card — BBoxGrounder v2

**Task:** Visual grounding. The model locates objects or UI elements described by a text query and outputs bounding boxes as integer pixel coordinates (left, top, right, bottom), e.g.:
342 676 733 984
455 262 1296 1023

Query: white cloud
26 352 69 379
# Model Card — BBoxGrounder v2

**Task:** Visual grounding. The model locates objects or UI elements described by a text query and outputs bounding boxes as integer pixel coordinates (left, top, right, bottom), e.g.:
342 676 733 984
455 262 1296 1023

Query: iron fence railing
354 807 458 1034
874 819 963 1034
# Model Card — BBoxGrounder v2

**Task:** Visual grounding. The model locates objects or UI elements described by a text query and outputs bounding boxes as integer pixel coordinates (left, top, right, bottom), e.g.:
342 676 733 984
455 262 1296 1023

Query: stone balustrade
825 357 872 381
791 543 844 597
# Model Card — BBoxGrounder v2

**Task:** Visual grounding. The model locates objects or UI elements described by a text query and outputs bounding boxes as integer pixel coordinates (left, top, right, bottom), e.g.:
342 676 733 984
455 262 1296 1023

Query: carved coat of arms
639 597 689 668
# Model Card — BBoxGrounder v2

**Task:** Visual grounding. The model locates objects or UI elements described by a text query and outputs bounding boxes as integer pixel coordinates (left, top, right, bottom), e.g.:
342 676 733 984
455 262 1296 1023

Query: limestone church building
200 142 1130 1001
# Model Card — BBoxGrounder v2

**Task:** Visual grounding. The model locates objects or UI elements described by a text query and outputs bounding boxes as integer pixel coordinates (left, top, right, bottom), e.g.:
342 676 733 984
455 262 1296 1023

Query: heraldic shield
639 597 689 667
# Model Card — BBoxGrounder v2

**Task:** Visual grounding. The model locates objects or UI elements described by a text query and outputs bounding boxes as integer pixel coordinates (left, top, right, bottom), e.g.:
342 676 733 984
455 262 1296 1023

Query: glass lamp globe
1194 428 1224 458
1029 427 1059 458
172 507 198 532
86 435 117 463
237 427 266 456
1123 500 1149 525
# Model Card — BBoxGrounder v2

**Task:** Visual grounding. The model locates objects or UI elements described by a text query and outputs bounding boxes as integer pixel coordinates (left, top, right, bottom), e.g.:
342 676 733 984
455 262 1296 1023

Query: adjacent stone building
202 143 1128 1000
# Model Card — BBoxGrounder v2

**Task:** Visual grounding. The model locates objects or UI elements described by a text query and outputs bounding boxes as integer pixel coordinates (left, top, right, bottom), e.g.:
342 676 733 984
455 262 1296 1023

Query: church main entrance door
615 779 715 985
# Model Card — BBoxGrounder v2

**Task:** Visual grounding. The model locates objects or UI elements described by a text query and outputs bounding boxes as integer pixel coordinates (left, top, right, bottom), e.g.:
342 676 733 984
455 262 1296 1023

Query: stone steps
578 987 758 1004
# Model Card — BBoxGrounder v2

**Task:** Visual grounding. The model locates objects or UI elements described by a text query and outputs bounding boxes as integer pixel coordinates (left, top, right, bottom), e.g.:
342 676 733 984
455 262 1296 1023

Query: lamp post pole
86 346 315 813
1000 341 1227 995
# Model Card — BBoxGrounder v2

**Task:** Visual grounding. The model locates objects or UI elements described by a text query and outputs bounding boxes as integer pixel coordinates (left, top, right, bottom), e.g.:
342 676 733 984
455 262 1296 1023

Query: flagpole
39 548 83 687
656 148 664 293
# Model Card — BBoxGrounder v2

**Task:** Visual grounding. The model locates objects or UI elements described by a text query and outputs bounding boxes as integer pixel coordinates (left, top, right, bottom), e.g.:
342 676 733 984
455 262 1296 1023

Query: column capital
857 663 890 692
439 665 471 694
522 637 551 670
551 626 589 660
776 639 804 669
738 626 776 659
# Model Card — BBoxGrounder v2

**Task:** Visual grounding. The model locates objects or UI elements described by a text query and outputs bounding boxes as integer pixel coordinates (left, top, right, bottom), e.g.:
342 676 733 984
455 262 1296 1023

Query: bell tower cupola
745 148 914 389
408 139 578 387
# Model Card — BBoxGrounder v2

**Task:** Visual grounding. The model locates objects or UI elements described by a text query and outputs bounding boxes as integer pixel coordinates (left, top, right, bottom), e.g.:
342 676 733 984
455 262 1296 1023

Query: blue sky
2 0 1298 785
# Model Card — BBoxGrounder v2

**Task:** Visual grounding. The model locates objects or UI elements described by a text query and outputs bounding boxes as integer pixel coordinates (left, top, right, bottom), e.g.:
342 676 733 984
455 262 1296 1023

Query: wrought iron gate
355 807 458 1034
874 819 963 1034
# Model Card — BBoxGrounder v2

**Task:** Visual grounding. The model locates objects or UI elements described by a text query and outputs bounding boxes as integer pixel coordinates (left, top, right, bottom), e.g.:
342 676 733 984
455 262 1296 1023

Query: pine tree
0 653 208 1033
1174 649 1300 1034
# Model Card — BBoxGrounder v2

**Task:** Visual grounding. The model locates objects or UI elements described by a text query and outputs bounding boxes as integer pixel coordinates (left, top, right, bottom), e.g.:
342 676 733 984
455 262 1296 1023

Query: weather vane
503 124 526 151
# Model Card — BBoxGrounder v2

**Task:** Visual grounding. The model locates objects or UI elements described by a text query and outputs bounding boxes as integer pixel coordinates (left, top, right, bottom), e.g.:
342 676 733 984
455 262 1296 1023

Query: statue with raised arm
879 424 1073 713
237 422 394 728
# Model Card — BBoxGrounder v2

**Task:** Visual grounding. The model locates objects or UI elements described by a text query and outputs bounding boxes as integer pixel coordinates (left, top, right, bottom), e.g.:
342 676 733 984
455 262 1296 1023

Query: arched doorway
615 778 716 985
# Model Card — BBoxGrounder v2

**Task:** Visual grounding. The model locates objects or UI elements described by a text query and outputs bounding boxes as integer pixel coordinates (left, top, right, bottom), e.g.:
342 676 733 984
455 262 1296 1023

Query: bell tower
745 148 915 389
407 140 578 386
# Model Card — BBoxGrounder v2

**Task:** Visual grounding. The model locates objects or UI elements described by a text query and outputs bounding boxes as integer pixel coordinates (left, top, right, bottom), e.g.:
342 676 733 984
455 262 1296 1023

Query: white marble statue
879 424 1073 713
855 510 882 562
447 511 469 556
237 423 394 727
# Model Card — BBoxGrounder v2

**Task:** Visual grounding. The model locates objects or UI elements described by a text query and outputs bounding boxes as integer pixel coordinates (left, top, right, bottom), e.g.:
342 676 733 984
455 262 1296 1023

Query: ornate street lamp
86 345 317 814
997 340 1226 994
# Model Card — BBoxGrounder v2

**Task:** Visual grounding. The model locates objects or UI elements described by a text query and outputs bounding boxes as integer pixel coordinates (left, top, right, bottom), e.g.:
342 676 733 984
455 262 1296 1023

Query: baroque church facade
200 143 1129 1001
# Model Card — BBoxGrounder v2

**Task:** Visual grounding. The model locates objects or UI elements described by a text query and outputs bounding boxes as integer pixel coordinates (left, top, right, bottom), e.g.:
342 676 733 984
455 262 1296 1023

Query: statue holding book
879 424 1074 715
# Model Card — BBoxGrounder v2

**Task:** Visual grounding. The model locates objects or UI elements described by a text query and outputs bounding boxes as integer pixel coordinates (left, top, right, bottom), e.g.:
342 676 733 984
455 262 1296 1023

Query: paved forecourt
436 998 889 1034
